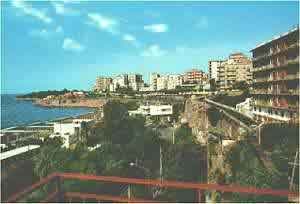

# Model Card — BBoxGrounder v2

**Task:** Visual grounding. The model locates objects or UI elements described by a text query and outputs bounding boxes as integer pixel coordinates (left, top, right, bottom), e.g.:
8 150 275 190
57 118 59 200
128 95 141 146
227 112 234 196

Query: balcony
252 73 300 84
252 42 300 62
251 89 299 96
254 101 299 111
5 172 299 203
252 57 299 73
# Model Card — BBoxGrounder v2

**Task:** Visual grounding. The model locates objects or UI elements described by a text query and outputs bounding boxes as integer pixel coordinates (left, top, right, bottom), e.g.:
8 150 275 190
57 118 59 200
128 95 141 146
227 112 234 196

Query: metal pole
289 150 299 191
160 144 163 181
127 184 131 200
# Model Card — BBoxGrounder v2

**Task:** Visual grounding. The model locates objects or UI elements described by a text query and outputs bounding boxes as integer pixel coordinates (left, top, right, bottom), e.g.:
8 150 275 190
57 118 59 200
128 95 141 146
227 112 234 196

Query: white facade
167 75 182 90
208 60 223 80
150 73 160 91
129 105 173 116
236 98 254 118
50 119 93 148
113 74 128 89
157 76 168 91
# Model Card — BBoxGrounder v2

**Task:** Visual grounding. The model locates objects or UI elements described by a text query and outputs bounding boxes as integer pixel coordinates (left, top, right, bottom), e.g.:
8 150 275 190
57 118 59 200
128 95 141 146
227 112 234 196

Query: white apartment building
167 75 183 90
157 76 168 90
150 73 160 91
112 74 129 90
129 105 173 116
50 119 93 148
208 60 223 80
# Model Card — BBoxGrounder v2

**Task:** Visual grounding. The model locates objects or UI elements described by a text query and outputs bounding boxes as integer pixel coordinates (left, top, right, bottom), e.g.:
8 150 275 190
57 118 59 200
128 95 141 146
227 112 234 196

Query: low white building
50 119 93 148
129 105 173 116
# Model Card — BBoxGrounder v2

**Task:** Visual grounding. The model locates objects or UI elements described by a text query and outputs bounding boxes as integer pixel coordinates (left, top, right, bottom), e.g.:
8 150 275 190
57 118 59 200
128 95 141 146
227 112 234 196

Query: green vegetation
30 100 203 202
212 90 250 107
223 141 288 202
16 89 75 99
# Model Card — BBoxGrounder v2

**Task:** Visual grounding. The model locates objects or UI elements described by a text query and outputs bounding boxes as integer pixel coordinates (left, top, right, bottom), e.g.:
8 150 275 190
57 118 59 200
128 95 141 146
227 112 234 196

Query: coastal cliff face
35 98 106 108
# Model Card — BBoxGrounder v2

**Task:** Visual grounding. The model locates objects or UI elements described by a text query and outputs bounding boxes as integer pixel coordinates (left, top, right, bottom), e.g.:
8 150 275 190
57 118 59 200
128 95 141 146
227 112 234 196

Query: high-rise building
217 53 252 91
150 73 160 91
157 76 168 91
93 77 112 92
250 27 299 122
183 69 208 84
112 74 129 90
208 60 224 80
128 74 144 91
167 75 183 90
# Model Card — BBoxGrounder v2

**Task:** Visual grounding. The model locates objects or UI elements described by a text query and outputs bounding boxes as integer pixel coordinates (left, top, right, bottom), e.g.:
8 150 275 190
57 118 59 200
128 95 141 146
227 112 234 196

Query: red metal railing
6 172 299 203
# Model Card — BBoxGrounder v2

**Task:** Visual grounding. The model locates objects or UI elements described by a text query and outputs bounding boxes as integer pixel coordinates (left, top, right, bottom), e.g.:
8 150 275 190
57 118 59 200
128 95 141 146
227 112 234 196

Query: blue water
1 94 94 129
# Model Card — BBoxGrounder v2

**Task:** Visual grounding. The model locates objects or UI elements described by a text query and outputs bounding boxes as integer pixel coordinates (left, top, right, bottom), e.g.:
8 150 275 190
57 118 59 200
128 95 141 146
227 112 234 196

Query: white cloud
11 0 52 24
122 34 140 47
196 16 208 29
29 26 63 38
144 24 168 33
51 2 79 15
63 38 85 52
141 44 167 57
87 13 119 35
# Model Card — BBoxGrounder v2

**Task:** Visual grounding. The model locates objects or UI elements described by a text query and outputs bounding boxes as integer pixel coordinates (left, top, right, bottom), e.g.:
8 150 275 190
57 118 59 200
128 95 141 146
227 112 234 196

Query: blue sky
1 1 299 94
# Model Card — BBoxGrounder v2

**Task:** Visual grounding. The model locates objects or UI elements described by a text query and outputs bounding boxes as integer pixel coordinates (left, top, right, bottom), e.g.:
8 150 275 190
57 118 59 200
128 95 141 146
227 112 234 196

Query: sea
1 94 94 129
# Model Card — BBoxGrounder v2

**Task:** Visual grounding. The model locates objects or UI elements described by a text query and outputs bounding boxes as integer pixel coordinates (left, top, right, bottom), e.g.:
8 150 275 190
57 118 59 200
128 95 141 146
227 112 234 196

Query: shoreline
1 111 96 131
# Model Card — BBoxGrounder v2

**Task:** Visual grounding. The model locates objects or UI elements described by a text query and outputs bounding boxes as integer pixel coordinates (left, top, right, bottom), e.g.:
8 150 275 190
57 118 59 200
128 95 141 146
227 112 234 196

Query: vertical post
160 144 163 181
56 175 64 202
289 150 299 190
197 190 202 203
127 184 131 200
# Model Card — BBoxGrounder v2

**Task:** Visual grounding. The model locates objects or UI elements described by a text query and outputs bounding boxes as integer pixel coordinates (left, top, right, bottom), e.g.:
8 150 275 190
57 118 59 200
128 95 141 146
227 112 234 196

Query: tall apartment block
217 53 252 91
250 27 299 122
183 69 208 84
93 76 112 92
208 60 223 80
150 73 160 91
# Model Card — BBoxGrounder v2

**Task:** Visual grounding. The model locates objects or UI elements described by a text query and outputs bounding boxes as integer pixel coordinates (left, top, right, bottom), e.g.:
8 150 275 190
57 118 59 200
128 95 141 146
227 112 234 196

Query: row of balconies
253 42 299 61
252 57 299 72
254 100 299 111
250 89 299 96
253 73 299 84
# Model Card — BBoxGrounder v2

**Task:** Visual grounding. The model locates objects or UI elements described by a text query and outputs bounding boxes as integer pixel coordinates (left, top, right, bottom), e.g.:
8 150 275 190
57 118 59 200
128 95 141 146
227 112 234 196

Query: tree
33 137 68 179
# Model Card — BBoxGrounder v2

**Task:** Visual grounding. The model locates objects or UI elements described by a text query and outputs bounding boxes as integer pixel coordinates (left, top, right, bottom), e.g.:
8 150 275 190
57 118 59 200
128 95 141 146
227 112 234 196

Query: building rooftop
250 25 299 51
1 145 40 161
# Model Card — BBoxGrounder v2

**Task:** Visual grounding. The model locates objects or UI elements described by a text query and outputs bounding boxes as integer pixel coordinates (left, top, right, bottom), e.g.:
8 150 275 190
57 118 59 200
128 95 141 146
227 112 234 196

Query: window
274 111 278 115
258 107 261 112
281 111 284 117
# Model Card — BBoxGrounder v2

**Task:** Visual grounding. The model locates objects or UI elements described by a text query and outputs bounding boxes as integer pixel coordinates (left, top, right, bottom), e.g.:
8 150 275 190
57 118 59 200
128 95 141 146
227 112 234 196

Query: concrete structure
128 74 144 91
112 74 129 91
50 119 93 148
0 145 40 161
250 27 299 122
208 60 224 80
236 98 254 118
93 77 112 92
157 76 168 91
150 73 160 91
217 53 252 91
183 69 208 84
129 105 173 116
167 75 183 90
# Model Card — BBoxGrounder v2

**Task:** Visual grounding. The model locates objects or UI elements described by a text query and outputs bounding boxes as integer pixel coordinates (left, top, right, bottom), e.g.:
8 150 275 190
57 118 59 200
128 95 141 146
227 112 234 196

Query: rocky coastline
34 98 106 108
